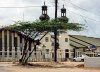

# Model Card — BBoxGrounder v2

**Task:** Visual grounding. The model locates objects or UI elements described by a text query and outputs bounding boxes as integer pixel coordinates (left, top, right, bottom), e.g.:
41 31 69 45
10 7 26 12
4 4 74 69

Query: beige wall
40 32 74 59
84 57 100 68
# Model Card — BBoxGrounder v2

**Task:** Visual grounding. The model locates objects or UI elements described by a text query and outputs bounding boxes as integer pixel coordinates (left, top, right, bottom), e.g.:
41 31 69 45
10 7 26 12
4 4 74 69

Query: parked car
73 54 89 62
97 54 100 57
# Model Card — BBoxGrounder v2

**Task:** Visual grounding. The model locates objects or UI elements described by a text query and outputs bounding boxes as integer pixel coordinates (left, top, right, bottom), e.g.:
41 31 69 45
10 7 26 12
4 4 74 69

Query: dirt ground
0 62 100 72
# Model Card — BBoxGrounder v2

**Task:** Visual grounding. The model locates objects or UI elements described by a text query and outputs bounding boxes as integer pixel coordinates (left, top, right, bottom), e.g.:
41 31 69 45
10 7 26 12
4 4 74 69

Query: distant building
69 35 100 58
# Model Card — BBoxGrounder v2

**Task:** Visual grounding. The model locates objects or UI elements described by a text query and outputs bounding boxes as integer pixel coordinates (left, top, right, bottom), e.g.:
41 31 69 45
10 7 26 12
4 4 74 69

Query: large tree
5 17 84 65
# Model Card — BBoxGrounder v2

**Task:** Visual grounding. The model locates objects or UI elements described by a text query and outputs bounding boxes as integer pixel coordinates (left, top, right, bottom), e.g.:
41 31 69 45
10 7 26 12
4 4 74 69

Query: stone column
7 31 9 59
17 35 20 59
12 33 15 61
14 33 17 61
2 30 4 61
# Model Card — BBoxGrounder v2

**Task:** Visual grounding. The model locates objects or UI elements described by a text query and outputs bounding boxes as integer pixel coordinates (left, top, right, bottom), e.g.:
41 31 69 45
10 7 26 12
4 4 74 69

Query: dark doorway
65 53 69 58
73 49 75 58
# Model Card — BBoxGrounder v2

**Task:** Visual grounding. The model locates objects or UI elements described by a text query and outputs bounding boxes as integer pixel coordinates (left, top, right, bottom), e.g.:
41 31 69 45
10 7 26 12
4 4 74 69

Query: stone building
0 29 35 62
0 28 100 62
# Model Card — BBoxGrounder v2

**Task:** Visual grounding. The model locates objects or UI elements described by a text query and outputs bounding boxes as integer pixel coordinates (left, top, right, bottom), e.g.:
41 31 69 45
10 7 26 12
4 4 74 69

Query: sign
89 45 97 50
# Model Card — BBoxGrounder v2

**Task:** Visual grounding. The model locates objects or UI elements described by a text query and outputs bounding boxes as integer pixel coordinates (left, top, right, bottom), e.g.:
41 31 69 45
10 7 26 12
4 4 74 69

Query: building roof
69 35 100 48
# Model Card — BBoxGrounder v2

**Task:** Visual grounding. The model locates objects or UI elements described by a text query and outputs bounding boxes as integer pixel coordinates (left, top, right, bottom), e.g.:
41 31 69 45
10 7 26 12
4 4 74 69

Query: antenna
44 1 45 5
63 4 64 8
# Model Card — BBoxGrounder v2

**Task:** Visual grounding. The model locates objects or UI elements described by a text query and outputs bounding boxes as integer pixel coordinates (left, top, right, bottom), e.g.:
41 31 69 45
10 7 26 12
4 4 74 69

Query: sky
0 0 100 37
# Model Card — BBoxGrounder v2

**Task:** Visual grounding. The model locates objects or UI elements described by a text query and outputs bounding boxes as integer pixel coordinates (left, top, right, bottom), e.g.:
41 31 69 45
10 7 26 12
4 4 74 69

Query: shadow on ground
15 62 75 69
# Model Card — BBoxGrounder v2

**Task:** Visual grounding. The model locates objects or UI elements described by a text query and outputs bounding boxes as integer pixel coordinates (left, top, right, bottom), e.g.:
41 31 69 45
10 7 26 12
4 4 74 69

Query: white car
73 54 88 62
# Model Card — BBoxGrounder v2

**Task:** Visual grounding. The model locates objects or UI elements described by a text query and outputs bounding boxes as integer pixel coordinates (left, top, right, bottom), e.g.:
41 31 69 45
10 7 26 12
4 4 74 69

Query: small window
15 52 17 55
65 49 69 52
9 52 12 57
65 38 68 42
51 43 54 46
45 37 49 42
46 49 49 53
9 52 12 55
5 52 7 57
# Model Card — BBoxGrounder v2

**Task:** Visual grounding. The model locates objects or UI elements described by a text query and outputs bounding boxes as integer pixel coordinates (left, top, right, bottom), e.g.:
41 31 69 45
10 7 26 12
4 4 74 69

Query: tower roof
42 2 47 10
39 2 50 21
61 5 66 13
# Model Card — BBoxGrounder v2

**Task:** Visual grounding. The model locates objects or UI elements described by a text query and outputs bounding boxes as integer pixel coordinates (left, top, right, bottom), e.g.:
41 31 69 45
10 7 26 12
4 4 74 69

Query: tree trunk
24 41 32 64
24 44 36 64
19 38 28 64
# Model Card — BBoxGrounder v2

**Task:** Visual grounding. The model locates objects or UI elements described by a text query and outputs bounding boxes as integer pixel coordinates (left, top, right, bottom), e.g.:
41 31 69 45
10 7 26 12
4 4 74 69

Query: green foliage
6 17 84 33
32 17 84 32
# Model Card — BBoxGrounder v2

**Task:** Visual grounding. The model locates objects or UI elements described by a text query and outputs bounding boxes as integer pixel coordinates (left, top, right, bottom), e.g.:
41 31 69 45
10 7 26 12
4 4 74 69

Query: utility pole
54 0 58 62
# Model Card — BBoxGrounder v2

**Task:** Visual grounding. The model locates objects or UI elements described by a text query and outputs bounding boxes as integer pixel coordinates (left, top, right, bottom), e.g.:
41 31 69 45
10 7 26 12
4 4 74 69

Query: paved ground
0 62 100 72
0 68 9 72
0 66 9 72
0 63 13 72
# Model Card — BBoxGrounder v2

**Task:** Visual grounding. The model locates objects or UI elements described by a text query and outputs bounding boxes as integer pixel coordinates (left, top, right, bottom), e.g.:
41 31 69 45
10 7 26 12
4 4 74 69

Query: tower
39 2 50 21
61 5 66 17
60 5 68 23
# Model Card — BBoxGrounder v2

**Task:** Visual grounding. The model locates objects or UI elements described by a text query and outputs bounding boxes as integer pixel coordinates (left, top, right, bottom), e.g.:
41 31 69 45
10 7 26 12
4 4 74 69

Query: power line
82 16 100 37
64 0 100 17
0 6 53 8
67 9 100 23
58 4 100 23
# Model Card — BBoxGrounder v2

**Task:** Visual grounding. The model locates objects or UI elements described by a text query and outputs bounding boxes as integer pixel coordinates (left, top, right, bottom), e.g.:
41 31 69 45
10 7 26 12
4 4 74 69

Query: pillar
12 32 15 61
17 35 21 59
7 31 9 59
2 30 4 61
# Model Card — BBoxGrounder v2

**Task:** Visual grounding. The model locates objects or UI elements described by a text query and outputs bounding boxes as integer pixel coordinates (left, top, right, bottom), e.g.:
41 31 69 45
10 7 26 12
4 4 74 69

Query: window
71 53 74 56
52 53 54 58
15 52 17 55
65 38 68 42
9 52 12 57
65 49 69 52
51 42 54 46
45 37 49 42
46 49 49 54
5 52 7 57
